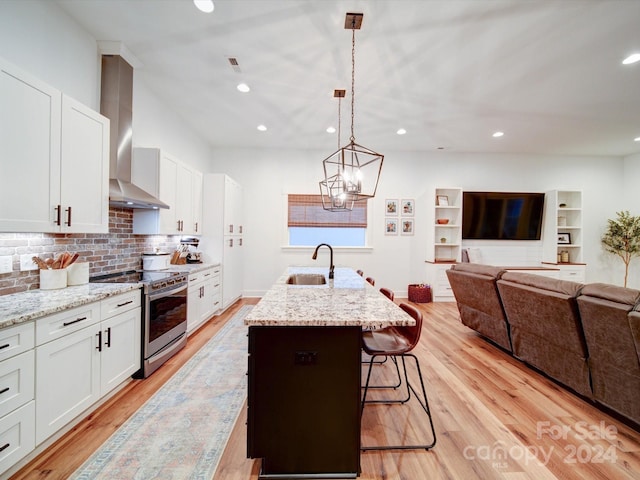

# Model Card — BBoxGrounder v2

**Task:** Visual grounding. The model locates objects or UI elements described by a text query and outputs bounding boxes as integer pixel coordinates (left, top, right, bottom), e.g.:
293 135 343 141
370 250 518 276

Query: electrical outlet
20 254 39 271
0 256 12 274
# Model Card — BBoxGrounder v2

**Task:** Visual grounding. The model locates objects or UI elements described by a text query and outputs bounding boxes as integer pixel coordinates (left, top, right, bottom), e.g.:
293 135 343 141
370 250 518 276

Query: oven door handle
148 285 187 302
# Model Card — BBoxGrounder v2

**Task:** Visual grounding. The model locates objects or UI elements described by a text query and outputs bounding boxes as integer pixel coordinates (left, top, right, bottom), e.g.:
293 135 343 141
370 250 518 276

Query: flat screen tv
462 191 545 240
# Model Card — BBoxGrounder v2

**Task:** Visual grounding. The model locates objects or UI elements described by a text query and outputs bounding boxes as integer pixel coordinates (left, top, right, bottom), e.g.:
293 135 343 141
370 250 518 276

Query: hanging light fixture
321 12 384 206
320 89 355 211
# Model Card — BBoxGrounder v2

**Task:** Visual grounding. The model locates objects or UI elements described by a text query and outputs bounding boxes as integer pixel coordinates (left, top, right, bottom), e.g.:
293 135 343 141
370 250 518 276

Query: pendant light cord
350 21 356 143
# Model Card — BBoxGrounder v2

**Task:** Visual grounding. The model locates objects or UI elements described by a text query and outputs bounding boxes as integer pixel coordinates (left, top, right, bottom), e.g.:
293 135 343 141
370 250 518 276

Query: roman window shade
288 194 367 228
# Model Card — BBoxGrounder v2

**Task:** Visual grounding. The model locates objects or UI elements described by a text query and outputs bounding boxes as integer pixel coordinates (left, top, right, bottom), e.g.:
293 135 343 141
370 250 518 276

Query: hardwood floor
10 299 640 480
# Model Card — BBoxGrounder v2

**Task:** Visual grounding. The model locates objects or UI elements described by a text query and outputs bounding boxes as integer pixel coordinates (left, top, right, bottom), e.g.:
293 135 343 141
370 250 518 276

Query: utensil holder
67 262 89 285
40 269 67 290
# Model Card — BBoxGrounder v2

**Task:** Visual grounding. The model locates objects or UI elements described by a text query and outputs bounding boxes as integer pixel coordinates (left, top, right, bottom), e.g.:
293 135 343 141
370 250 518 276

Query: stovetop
90 269 188 293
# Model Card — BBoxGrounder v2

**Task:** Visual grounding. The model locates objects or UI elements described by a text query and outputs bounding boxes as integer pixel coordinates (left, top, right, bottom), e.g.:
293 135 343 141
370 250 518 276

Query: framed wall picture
385 218 398 235
436 195 449 206
385 199 398 215
401 219 414 235
558 233 571 244
401 199 414 216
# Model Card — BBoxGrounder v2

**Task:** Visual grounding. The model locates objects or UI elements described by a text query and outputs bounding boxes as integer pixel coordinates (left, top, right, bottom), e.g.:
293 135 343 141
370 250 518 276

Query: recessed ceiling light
237 83 250 93
257 125 267 132
193 0 214 13
326 126 336 134
396 128 407 135
492 131 504 138
622 53 640 65
634 137 640 142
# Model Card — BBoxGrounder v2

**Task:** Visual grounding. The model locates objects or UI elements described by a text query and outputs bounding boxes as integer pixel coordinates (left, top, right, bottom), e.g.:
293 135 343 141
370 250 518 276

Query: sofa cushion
580 283 640 306
450 262 505 279
577 287 640 423
497 272 590 397
500 271 583 297
446 265 511 351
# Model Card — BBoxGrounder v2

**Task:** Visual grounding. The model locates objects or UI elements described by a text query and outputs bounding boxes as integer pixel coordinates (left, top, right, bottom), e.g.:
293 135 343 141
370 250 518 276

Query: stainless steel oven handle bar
148 284 188 302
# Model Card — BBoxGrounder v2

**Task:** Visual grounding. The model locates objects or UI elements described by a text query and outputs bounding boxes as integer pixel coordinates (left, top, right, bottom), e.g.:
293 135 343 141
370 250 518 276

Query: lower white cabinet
100 307 141 394
558 264 586 283
0 402 35 475
35 290 141 445
35 323 101 444
426 263 455 301
187 266 219 334
0 322 36 475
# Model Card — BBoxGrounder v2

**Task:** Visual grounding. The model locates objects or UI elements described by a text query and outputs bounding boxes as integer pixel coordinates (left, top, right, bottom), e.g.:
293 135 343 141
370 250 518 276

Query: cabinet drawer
559 268 585 283
0 323 34 363
0 351 34 418
0 401 35 476
36 303 100 346
101 289 141 320
188 271 204 285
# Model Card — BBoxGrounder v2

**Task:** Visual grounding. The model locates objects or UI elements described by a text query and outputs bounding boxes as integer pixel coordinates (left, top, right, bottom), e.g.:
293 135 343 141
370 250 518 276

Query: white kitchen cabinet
99 303 141 394
0 402 35 476
210 265 222 315
59 95 110 233
187 266 218 334
201 174 244 310
191 169 203 235
35 290 141 445
0 322 35 476
35 322 101 445
0 57 109 233
0 58 61 233
132 147 203 235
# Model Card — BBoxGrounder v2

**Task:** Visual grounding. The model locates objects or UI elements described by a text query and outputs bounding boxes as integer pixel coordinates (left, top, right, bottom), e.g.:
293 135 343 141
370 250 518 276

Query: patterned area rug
71 305 251 480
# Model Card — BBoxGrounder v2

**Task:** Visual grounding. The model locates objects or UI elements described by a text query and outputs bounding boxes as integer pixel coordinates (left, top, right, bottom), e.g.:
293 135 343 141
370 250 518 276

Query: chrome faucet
312 243 334 279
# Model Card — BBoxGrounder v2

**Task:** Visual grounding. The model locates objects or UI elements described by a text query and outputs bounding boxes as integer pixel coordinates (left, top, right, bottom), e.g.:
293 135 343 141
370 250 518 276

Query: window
288 194 367 246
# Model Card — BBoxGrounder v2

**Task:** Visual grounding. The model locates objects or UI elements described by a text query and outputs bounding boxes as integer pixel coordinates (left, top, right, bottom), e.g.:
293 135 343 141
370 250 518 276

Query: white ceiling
57 0 640 157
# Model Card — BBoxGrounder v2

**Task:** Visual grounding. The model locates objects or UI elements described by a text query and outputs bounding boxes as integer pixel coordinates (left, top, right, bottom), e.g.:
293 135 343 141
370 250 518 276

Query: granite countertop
245 267 415 328
166 262 220 274
0 283 142 330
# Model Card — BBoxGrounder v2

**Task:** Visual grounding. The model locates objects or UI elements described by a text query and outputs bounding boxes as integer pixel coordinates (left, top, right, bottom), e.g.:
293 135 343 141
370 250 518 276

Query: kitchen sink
286 274 327 285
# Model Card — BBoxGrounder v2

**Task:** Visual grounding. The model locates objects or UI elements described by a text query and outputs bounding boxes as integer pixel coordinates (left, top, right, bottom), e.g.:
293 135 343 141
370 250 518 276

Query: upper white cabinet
132 147 203 235
59 95 110 232
0 58 109 233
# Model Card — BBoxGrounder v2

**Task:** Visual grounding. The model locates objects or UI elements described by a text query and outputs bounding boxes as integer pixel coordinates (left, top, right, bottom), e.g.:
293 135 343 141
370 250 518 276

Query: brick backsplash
0 208 181 296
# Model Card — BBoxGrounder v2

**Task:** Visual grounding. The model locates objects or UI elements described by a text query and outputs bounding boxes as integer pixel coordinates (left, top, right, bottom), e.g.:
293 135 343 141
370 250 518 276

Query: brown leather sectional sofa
446 263 640 427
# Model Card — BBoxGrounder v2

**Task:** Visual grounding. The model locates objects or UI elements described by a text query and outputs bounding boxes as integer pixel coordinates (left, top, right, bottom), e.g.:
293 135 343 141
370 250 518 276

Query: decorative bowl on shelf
436 218 450 224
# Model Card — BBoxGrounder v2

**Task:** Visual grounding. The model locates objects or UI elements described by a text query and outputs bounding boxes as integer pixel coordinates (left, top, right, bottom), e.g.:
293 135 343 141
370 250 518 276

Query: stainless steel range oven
90 270 188 378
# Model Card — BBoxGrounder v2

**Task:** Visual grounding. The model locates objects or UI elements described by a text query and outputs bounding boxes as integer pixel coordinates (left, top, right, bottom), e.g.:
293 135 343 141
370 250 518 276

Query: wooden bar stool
361 303 437 451
356 269 364 277
366 276 375 286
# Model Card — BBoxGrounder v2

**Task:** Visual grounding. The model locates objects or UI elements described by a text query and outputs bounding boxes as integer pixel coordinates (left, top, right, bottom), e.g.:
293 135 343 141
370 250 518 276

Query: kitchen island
245 267 414 479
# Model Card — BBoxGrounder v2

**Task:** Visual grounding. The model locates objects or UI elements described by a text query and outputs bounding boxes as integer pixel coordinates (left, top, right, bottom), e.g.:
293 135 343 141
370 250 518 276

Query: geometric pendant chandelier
320 89 355 211
321 12 384 208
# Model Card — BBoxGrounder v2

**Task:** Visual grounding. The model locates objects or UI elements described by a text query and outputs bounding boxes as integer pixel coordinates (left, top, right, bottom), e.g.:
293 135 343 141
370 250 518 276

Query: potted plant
601 210 640 287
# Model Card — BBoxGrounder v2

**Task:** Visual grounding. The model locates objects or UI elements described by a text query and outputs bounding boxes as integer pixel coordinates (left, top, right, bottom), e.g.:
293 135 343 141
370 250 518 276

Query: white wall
210 147 629 295
623 153 640 287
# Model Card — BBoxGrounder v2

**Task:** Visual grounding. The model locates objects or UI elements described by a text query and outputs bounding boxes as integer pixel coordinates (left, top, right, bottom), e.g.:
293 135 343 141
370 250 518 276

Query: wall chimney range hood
100 54 168 209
